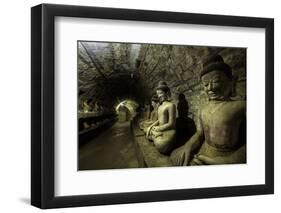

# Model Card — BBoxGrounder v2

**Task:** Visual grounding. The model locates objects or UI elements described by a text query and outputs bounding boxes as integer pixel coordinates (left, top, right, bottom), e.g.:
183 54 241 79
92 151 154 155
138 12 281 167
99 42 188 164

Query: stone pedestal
131 119 173 167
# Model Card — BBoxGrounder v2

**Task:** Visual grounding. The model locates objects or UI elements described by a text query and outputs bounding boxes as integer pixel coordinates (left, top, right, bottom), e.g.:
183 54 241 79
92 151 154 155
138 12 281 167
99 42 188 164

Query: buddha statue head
200 54 233 101
155 81 171 104
151 94 159 108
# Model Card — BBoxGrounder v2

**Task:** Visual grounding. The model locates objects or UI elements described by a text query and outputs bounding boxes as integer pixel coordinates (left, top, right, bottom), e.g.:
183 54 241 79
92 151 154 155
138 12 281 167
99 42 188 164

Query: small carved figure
139 95 159 132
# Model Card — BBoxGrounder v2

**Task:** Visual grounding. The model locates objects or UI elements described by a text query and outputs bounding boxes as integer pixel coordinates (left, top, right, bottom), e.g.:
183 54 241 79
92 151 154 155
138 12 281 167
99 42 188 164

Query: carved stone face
201 70 232 101
156 89 168 103
151 101 158 108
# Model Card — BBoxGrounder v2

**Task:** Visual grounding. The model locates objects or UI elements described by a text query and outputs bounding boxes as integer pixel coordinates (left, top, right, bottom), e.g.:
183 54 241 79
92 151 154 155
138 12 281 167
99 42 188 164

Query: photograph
78 41 247 170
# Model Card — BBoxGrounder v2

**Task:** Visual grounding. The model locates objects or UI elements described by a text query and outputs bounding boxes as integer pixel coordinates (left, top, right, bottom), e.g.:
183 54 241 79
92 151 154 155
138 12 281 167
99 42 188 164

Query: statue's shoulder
200 104 208 113
160 101 174 109
166 101 176 107
232 100 246 108
229 100 246 113
199 104 210 118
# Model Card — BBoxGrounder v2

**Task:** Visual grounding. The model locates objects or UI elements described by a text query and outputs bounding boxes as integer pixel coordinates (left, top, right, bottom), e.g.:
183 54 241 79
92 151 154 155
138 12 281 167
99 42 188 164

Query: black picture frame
31 3 274 209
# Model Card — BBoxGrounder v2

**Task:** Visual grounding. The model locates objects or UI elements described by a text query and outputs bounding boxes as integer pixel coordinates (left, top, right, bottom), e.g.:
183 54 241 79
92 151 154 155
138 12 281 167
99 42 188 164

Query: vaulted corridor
78 41 246 170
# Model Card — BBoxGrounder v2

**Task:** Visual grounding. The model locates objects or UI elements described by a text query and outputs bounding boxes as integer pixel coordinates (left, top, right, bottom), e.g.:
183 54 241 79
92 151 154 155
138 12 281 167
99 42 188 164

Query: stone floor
79 121 139 170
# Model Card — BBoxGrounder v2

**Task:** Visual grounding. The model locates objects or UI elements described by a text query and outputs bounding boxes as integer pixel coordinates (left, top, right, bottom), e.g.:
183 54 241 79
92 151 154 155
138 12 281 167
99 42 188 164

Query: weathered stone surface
128 115 173 167
78 42 144 114
135 136 173 167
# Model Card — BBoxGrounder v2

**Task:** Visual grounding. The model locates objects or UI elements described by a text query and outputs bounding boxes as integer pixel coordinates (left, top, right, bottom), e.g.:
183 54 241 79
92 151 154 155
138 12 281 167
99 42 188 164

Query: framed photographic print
31 3 274 209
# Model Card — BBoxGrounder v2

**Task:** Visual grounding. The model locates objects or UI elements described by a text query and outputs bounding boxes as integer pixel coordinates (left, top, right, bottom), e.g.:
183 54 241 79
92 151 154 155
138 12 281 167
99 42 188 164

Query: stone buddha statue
146 81 176 154
139 95 159 132
171 54 246 165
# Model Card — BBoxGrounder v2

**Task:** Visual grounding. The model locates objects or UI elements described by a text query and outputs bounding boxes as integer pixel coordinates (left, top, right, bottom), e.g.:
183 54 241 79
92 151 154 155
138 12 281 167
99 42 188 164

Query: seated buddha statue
146 81 176 154
139 95 159 132
171 54 246 165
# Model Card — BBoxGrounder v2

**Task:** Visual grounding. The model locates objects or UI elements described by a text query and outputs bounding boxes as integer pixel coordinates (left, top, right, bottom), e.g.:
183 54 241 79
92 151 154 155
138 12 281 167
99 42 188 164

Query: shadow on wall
175 93 196 149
